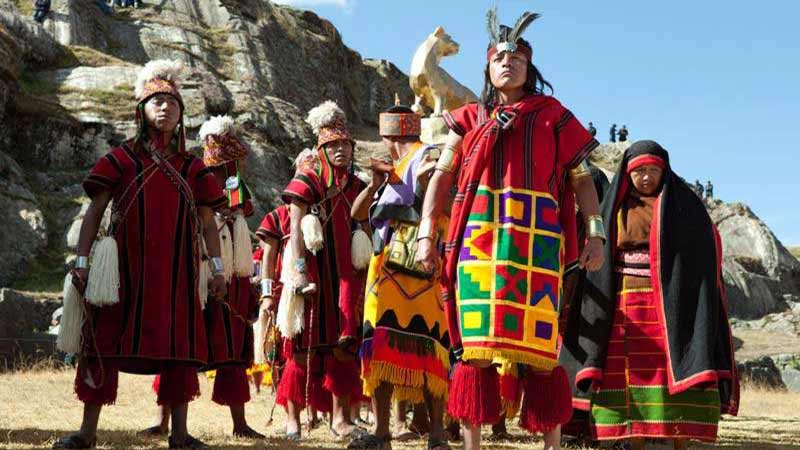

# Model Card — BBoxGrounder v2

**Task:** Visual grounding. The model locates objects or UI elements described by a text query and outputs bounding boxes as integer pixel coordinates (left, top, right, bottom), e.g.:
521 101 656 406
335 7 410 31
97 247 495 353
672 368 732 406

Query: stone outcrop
0 0 411 288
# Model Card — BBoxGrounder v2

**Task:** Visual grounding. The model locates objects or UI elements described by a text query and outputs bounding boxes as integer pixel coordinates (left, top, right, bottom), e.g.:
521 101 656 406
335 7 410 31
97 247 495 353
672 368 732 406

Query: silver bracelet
260 278 274 297
75 256 89 269
294 257 307 274
210 256 224 274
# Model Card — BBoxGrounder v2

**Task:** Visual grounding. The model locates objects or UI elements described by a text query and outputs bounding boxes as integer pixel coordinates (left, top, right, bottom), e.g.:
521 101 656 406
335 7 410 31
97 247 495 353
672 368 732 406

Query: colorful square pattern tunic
442 96 598 370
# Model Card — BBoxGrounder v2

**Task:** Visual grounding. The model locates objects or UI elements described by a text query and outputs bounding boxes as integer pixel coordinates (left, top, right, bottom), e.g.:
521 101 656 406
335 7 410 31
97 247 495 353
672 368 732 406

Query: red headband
487 42 532 62
627 154 665 173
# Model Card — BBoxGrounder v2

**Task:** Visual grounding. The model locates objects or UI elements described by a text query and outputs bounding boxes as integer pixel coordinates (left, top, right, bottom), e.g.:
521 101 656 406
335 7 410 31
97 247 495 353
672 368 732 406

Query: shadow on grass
0 428 358 450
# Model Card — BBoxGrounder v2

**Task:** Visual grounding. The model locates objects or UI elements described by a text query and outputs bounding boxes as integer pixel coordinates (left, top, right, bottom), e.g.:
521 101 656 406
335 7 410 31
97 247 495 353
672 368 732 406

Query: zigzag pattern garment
360 144 450 403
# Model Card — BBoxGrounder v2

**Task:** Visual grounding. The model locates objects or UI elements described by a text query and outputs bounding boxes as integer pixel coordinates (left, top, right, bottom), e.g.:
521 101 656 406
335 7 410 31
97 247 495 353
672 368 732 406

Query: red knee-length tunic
82 140 226 374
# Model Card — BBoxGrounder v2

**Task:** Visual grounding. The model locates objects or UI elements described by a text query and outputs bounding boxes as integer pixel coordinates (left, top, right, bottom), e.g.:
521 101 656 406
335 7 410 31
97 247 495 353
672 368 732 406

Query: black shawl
559 140 739 415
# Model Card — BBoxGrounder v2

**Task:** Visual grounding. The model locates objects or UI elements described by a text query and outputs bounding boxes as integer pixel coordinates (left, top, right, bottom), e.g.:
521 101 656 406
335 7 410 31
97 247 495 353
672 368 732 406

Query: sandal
347 433 392 450
331 424 368 441
168 435 207 449
285 431 301 441
52 433 96 449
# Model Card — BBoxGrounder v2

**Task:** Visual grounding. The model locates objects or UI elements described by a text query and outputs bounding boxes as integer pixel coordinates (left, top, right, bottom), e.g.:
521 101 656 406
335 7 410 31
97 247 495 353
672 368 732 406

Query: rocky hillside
591 142 800 319
0 0 410 291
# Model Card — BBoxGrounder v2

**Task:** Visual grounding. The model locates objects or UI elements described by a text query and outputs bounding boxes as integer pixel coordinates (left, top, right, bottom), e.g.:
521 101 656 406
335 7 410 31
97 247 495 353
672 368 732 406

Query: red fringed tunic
82 141 226 374
281 170 366 351
204 199 258 369
256 205 292 359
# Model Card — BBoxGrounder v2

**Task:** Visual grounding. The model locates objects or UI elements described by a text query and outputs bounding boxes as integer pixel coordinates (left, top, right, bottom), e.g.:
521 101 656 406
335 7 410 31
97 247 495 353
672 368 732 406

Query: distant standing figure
587 121 597 137
694 179 704 197
618 125 629 142
32 0 51 23
706 180 714 199
610 124 617 143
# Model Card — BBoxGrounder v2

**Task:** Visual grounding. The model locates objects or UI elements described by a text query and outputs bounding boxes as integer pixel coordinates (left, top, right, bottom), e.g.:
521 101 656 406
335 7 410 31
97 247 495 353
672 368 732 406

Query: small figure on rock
705 180 714 199
694 179 704 197
32 0 51 24
587 121 597 137
610 123 617 143
618 124 629 142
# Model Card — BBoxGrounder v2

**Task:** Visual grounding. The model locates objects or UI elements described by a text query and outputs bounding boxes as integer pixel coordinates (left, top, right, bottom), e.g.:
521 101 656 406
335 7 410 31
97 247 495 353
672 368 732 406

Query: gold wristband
586 214 607 242
417 217 436 242
569 160 592 183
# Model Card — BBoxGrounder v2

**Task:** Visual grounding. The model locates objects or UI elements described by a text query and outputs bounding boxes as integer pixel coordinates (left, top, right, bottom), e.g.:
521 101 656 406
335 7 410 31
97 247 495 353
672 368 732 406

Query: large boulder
709 200 800 318
0 288 61 337
737 355 787 390
0 151 46 286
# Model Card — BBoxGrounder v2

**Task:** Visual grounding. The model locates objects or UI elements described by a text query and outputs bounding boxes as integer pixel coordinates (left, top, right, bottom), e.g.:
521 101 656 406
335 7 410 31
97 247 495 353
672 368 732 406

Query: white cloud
271 0 356 12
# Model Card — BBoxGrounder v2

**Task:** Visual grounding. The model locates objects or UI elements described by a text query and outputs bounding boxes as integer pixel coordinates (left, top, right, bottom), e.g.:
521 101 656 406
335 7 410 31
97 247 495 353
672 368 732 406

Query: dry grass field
1 368 799 450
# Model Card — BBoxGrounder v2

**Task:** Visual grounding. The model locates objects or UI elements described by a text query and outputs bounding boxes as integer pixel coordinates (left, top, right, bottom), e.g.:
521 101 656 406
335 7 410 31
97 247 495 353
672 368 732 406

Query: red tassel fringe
277 359 307 408
499 371 522 408
212 366 251 406
447 362 501 426
323 355 361 398
519 366 572 433
156 365 201 406
74 360 119 406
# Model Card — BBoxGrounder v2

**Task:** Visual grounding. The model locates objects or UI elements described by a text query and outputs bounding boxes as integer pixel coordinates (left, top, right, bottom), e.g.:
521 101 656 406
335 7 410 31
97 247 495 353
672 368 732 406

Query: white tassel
215 216 235 282
351 228 372 270
198 260 210 311
232 212 254 277
276 244 305 338
301 214 324 255
85 237 120 306
57 273 84 354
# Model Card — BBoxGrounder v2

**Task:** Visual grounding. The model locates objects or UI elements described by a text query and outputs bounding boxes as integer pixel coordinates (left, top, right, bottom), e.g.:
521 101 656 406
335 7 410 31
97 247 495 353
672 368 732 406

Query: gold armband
569 160 592 184
435 145 458 173
586 214 607 242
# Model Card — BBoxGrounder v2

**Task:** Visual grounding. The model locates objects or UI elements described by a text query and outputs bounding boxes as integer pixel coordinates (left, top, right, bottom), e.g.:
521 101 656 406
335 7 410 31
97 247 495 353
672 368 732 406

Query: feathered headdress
134 59 185 104
486 6 541 61
200 115 249 167
294 148 319 173
305 100 353 150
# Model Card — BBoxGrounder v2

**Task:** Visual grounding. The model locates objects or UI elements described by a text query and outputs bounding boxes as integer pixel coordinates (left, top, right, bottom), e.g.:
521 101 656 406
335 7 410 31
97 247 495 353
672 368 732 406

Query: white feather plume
305 100 346 134
198 115 236 142
134 59 185 99
294 148 318 172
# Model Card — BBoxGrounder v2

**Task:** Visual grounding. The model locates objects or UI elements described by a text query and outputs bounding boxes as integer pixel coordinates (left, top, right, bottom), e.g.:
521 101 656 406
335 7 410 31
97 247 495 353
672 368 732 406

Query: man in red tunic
276 101 367 440
55 59 228 450
417 9 606 450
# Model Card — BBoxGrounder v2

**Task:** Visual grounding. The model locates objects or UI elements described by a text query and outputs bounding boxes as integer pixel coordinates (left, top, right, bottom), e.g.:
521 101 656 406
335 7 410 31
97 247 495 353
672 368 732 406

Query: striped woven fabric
590 275 721 441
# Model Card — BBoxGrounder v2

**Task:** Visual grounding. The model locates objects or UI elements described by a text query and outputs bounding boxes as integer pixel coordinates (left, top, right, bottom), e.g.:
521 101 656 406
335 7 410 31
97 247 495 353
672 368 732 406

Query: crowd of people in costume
53 6 739 450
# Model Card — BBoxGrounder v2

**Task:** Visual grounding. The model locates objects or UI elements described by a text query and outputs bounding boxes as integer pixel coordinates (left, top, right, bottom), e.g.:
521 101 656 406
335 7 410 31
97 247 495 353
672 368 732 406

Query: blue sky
274 0 800 245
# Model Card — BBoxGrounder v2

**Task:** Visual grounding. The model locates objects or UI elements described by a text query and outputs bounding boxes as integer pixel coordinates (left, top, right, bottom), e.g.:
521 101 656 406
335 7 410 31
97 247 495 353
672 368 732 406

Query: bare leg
673 438 688 450
286 401 301 436
252 371 264 394
411 402 430 434
78 403 102 441
372 382 393 439
141 405 170 435
542 425 561 450
332 394 355 435
424 390 445 446
169 402 190 443
462 423 481 450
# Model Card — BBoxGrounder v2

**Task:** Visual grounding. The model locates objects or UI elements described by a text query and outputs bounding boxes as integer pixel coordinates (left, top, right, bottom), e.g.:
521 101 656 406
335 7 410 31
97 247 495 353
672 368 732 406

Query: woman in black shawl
561 140 738 449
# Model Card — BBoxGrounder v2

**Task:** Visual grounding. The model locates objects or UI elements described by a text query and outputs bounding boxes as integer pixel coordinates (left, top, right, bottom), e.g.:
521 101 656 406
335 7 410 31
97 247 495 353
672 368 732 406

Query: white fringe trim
300 214 324 255
57 273 84 354
216 216 235 282
276 244 305 338
85 237 120 306
232 212 254 277
351 228 372 270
